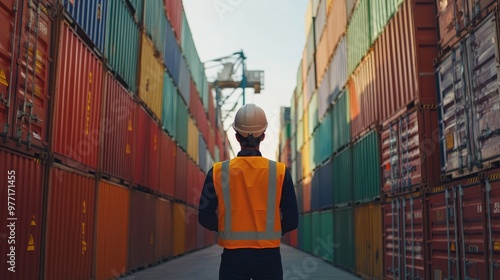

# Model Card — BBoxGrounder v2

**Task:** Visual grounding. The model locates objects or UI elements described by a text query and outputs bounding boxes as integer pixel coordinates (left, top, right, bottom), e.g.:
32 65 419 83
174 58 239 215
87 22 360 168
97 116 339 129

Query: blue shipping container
164 18 181 88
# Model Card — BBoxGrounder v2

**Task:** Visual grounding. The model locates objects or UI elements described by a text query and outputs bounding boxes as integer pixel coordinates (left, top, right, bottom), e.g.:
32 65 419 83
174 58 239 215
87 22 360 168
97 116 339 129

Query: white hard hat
232 103 268 138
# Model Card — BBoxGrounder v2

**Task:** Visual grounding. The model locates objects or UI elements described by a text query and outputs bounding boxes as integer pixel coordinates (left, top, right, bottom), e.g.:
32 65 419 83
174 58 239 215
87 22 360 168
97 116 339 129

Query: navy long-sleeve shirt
198 149 299 237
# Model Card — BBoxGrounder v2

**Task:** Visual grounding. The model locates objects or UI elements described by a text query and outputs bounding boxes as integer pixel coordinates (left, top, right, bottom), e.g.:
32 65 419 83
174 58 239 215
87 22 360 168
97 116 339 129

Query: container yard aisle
122 244 361 280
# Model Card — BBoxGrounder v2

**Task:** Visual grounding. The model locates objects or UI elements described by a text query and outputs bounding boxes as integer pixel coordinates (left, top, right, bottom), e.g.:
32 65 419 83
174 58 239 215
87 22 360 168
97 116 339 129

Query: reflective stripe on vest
219 159 281 240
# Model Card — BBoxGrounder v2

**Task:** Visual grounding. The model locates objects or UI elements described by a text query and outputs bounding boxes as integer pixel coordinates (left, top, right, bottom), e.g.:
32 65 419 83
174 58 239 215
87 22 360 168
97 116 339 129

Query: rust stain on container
95 180 130 280
52 23 103 170
0 149 44 280
45 166 96 280
129 190 156 270
155 198 172 262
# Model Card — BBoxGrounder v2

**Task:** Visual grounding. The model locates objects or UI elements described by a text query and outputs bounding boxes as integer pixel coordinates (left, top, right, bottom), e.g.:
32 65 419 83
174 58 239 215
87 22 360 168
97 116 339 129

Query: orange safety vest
213 157 286 249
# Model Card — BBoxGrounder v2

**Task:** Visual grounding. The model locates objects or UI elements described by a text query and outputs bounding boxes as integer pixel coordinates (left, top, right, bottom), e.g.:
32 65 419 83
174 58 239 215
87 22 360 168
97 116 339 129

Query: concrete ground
122 244 361 280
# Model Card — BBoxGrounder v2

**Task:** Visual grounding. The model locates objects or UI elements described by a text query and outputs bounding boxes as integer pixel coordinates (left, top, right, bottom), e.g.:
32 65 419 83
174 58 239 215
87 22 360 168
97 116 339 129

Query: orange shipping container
138 33 164 120
173 203 186 256
95 180 130 280
129 190 156 270
155 198 172 262
355 203 383 279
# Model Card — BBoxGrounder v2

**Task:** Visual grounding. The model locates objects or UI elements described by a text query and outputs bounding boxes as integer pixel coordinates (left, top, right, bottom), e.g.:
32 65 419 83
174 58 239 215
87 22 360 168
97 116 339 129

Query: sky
183 0 308 160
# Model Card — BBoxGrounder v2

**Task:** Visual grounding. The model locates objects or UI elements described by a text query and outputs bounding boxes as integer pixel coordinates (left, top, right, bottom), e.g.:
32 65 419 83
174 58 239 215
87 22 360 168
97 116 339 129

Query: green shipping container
333 146 353 206
144 0 166 56
106 0 139 92
176 94 189 151
332 90 350 153
310 130 318 171
127 0 143 23
308 92 319 136
311 212 322 257
181 9 205 99
370 0 403 45
320 210 334 262
162 73 177 138
333 206 355 271
299 213 312 253
318 109 333 164
347 0 371 76
352 130 381 203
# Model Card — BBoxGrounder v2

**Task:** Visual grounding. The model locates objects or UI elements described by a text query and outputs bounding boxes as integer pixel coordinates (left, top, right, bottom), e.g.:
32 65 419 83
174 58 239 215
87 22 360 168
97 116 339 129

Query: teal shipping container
333 146 353 207
162 72 178 138
318 109 333 164
311 212 322 257
105 0 139 92
347 0 371 76
370 0 403 45
298 213 312 254
331 89 350 153
308 92 319 136
176 93 189 152
320 210 334 262
333 206 355 271
352 130 381 203
144 0 166 56
127 0 143 23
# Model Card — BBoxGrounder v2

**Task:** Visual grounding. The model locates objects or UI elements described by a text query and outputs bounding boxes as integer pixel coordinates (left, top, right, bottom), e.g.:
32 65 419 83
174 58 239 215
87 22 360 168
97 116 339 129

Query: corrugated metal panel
333 146 352 207
381 107 440 195
199 134 207 173
129 190 156 270
297 63 303 99
296 184 304 213
301 139 312 177
308 91 319 136
373 0 438 121
298 213 312 253
370 0 402 45
333 206 355 271
305 24 316 79
155 198 172 261
297 119 304 150
318 111 333 163
305 64 316 103
467 0 496 25
105 0 139 92
159 131 176 197
304 0 313 37
144 0 166 56
346 0 357 23
53 23 103 170
178 56 191 106
132 106 148 186
164 0 182 42
329 36 348 103
311 171 320 211
384 192 425 279
187 117 199 164
352 130 381 203
95 180 129 280
319 159 334 209
175 148 188 202
127 0 143 23
347 0 370 76
316 26 330 89
487 175 500 279
185 206 197 252
162 72 177 137
138 33 164 120
326 0 347 64
45 166 95 280
176 93 189 151
164 17 181 87
437 0 466 50
311 212 322 256
173 203 186 256
146 120 160 191
0 150 44 280
62 0 107 52
101 72 135 182
186 159 198 206
332 89 350 153
302 174 312 212
355 202 383 279
315 0 327 46
311 129 319 170
320 210 333 262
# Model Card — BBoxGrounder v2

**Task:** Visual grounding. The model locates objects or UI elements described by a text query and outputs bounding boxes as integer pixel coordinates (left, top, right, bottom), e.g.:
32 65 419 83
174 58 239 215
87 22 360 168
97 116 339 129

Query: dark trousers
219 247 283 280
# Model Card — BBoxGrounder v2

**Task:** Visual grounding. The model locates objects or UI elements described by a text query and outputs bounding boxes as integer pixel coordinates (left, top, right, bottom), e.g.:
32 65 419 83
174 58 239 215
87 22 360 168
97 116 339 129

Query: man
198 103 299 280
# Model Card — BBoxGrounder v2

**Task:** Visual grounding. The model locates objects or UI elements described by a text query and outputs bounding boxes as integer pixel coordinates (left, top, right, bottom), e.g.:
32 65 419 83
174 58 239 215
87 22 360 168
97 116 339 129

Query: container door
484 176 500 280
402 196 426 279
384 199 403 280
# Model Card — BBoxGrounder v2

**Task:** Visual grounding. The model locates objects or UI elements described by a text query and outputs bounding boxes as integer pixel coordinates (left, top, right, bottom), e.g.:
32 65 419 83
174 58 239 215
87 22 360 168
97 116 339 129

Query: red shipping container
380 106 440 196
129 190 156 270
485 169 500 279
0 149 44 280
175 147 188 202
185 206 197 252
383 192 425 280
146 120 160 191
186 158 197 206
133 105 148 186
101 72 135 182
52 23 103 170
45 166 96 280
164 0 182 42
159 131 176 197
436 0 467 51
0 0 53 150
95 180 130 280
466 0 497 26
155 197 172 262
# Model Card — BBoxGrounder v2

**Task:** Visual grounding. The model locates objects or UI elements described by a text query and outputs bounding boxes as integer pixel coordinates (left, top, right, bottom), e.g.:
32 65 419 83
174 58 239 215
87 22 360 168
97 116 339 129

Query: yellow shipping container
301 139 311 177
187 117 199 164
138 32 164 119
355 202 383 279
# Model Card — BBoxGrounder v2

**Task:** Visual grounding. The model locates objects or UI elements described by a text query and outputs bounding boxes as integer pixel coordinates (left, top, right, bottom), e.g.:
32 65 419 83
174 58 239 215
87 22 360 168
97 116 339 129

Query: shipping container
437 14 500 178
159 131 176 197
311 171 320 211
485 170 500 280
164 0 182 42
144 0 166 57
319 159 334 209
178 56 191 106
164 17 181 87
467 0 497 26
320 210 334 262
145 120 160 191
370 0 402 45
176 94 189 151
186 159 202 207
101 72 135 182
354 202 383 279
352 129 381 204
315 0 327 47
155 198 172 262
372 0 438 121
175 147 188 202
162 72 177 137
95 180 130 280
0 149 44 280
105 0 139 92
0 0 54 150
436 0 467 52
311 211 322 257
187 117 199 164
45 166 96 280
332 146 353 207
138 33 164 120
333 206 355 271
129 190 156 270
331 89 350 153
384 191 425 280
52 22 103 171
185 206 197 252
381 106 440 196
302 174 312 212
298 213 312 254
347 0 370 76
173 203 186 256
132 105 148 187
62 0 107 53
199 134 208 173
346 0 357 23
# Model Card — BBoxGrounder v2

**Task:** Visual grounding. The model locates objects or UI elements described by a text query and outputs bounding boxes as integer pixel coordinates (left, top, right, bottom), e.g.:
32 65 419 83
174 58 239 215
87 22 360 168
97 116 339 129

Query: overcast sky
183 0 308 160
